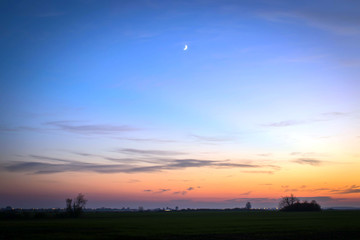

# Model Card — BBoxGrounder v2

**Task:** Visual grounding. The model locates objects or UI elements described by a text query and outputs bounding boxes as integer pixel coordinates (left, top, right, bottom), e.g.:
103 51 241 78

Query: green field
1 210 360 239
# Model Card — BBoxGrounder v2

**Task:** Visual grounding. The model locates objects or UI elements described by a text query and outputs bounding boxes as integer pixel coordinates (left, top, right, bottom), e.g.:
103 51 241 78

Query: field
1 210 360 239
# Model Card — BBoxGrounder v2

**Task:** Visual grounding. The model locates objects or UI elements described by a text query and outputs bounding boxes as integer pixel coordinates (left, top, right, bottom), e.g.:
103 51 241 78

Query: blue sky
1 0 360 209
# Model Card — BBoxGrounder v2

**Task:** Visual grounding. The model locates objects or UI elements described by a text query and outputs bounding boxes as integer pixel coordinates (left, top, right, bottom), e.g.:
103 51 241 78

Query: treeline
0 209 70 220
279 194 321 212
1 193 88 220
281 201 321 211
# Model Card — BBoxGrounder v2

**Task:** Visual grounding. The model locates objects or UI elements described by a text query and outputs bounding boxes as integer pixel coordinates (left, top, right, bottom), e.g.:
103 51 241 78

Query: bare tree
279 194 299 209
279 196 321 211
245 202 252 210
65 193 87 217
66 198 72 214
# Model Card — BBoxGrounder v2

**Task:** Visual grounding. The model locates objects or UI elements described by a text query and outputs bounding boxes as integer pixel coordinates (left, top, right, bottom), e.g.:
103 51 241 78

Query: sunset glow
1 0 359 209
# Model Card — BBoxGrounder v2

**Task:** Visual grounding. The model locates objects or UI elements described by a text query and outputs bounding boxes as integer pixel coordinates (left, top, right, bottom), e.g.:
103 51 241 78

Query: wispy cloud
263 111 349 128
29 155 82 164
239 191 252 195
118 148 184 156
45 121 140 134
257 153 272 157
5 161 132 174
258 8 360 36
307 185 360 195
173 186 199 195
281 185 299 192
173 191 187 195
191 134 235 142
3 156 276 175
127 179 140 183
331 185 360 194
293 158 323 166
144 188 171 194
262 120 305 127
155 189 171 194
226 197 278 203
297 196 335 202
1 120 142 136
114 137 178 143
242 170 274 174
70 152 102 158
312 188 331 192
322 112 349 117
290 152 316 156
0 126 42 132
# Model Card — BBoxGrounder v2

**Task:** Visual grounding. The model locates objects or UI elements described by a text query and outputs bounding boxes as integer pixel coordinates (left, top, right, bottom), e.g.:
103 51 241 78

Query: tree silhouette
245 202 252 210
279 194 321 211
66 193 87 217
279 194 298 209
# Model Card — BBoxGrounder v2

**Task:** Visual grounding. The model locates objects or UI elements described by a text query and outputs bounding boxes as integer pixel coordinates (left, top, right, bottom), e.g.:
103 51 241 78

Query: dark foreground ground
1 210 360 239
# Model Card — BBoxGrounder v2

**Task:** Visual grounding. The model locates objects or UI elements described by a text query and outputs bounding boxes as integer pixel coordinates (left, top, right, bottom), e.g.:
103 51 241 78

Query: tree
279 194 321 211
279 194 299 209
65 193 87 217
66 198 72 214
245 202 252 210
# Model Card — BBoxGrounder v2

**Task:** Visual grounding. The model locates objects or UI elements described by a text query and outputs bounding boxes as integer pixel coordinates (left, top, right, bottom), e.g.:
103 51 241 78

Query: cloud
67 151 173 165
3 156 274 175
45 121 140 134
0 126 42 133
293 158 323 166
190 134 235 142
263 111 349 128
257 153 272 157
290 152 316 156
284 188 298 192
165 159 262 169
104 157 161 164
226 197 278 203
173 186 199 195
118 148 184 156
297 196 335 202
308 185 360 194
312 188 331 191
322 112 348 117
70 152 101 158
155 189 171 193
258 7 360 36
262 120 304 127
242 170 274 174
338 59 360 68
128 179 140 183
4 161 132 174
115 137 178 143
173 191 187 195
144 189 171 194
239 191 252 195
29 155 80 163
331 185 360 194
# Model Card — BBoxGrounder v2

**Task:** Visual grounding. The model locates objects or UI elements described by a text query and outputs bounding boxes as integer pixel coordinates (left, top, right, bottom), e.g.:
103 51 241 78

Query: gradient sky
1 0 359 209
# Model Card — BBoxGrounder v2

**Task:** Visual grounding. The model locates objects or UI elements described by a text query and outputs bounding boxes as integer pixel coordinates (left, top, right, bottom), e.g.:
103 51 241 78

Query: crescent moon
184 45 188 50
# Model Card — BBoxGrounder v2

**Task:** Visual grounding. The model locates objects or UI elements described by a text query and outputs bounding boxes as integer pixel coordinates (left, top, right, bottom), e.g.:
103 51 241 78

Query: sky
0 0 359 209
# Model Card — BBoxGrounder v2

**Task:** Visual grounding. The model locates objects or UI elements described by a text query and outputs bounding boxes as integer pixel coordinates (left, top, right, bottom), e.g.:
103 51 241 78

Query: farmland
1 210 360 239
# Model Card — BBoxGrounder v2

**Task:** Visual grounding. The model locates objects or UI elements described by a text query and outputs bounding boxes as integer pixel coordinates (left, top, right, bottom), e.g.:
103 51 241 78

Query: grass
1 210 360 239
